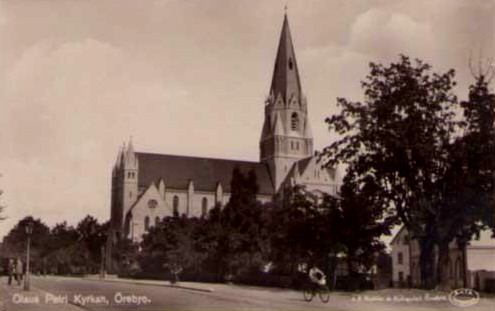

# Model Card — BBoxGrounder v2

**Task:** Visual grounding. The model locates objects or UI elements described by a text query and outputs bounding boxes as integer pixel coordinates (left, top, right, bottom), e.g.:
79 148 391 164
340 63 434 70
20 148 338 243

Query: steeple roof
270 13 302 103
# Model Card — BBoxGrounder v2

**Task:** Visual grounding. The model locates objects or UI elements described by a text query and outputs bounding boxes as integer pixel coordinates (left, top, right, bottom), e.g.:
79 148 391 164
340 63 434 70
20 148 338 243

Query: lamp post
100 245 106 279
24 221 33 291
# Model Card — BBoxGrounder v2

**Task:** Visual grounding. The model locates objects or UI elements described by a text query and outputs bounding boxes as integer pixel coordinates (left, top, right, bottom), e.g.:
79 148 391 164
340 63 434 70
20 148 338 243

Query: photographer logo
448 288 479 307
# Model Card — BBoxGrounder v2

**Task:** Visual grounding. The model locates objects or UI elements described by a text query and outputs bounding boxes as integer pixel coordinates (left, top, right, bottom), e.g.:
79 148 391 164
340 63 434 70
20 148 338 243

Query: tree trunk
436 241 450 290
419 237 436 289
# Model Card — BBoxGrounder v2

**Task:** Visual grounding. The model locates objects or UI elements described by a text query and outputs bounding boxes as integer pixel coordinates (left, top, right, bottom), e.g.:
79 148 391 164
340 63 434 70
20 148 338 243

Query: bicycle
303 283 330 303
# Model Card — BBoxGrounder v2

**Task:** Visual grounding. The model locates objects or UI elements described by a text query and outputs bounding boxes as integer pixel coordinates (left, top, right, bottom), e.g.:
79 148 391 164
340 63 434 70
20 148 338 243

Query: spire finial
284 4 287 15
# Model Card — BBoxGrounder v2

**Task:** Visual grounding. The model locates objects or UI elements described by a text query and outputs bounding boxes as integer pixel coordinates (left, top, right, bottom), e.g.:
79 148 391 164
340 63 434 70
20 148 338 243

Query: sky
0 0 494 240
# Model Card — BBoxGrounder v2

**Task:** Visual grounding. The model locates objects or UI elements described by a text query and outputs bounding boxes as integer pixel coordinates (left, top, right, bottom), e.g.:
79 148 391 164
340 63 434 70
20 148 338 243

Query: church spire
270 12 302 104
260 12 313 192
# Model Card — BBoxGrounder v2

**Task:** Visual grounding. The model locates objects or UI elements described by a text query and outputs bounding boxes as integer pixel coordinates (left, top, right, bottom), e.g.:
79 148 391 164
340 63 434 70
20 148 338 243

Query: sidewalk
0 278 82 311
82 274 215 293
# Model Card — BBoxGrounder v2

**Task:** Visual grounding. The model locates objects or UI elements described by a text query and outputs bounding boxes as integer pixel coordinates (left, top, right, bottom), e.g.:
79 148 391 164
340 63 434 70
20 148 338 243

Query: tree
324 167 395 276
140 215 199 279
323 55 459 288
433 71 495 288
44 221 79 274
268 185 318 274
76 215 109 273
112 237 140 275
1 217 51 273
218 167 268 278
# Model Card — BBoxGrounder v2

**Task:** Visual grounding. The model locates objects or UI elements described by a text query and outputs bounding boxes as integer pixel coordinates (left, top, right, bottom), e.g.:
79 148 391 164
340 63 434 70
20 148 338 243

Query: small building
390 226 495 291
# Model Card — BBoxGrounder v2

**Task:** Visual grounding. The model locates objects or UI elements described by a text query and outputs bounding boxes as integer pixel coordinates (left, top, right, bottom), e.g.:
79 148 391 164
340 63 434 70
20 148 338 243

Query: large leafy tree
76 215 109 273
268 185 321 274
44 221 79 274
324 168 396 275
1 216 51 273
434 72 495 288
140 215 200 278
323 55 459 288
218 168 268 277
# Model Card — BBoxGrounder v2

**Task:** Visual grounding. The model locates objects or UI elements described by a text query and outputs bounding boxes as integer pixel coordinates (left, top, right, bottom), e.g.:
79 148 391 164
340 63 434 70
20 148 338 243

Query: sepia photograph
0 0 494 310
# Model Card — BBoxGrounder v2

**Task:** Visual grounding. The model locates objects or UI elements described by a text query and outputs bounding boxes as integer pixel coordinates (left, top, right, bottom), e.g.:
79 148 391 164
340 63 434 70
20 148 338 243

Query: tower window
173 196 179 216
288 57 293 70
155 216 160 227
202 197 208 216
291 113 299 131
144 216 150 231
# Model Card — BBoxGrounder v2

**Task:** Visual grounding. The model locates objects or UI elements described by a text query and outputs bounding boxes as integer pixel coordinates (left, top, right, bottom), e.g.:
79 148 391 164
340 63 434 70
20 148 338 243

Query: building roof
136 152 275 195
390 225 408 245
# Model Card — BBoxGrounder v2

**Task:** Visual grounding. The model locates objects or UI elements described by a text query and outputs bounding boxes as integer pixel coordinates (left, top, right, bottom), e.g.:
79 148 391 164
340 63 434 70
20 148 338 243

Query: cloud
349 8 434 61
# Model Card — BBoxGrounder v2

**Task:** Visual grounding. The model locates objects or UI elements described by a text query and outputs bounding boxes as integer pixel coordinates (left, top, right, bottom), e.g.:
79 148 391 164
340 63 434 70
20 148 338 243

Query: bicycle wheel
318 285 330 303
303 285 315 302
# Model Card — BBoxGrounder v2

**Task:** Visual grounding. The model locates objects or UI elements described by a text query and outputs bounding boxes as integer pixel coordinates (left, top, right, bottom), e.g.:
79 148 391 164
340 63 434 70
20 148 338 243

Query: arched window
202 197 208 216
155 216 160 227
173 196 179 216
398 252 403 265
144 216 150 231
291 113 299 131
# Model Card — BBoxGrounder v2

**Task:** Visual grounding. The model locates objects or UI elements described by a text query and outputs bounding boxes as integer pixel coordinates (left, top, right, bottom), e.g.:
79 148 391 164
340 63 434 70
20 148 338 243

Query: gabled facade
390 226 495 291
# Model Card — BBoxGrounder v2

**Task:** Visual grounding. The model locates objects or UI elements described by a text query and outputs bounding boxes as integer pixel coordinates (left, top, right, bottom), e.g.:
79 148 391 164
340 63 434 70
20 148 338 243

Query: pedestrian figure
7 258 15 285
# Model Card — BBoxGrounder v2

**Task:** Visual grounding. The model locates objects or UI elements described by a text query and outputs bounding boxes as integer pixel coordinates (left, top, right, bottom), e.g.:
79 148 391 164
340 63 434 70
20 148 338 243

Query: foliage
433 73 495 288
323 55 460 288
324 168 395 275
218 168 269 276
0 215 108 275
140 215 207 280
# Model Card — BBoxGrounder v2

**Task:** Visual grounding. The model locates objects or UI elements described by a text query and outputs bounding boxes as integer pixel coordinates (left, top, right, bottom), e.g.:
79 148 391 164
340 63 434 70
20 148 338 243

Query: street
0 276 494 311
1 276 332 310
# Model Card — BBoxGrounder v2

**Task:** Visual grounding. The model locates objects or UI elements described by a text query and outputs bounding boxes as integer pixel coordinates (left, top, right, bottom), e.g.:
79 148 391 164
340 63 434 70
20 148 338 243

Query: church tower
260 13 314 191
110 139 138 238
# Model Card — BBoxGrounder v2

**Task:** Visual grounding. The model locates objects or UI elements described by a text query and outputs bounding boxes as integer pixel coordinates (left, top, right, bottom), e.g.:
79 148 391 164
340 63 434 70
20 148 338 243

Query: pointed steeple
270 13 302 104
124 137 137 167
115 147 122 168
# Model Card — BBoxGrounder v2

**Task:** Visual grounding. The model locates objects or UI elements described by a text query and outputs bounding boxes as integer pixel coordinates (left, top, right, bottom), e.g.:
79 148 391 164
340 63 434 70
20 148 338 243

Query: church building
107 13 339 257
